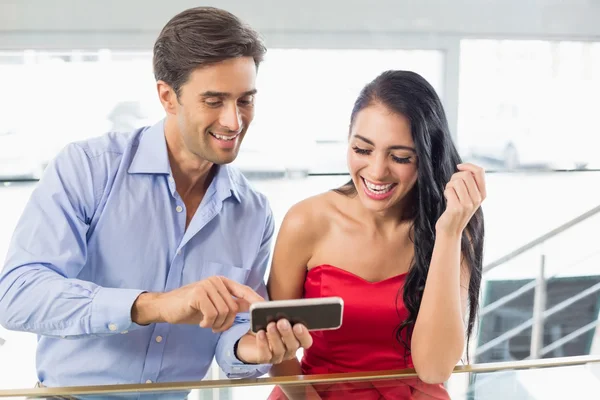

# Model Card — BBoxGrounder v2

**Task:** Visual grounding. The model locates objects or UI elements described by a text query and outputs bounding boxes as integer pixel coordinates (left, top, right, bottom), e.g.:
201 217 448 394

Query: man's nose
219 103 242 132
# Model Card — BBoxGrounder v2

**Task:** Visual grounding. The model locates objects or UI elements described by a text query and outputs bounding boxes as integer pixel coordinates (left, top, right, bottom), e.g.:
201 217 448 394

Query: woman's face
347 103 419 214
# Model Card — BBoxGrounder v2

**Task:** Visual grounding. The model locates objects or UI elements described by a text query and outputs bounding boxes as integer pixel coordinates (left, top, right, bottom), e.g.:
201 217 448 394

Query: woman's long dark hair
334 70 484 361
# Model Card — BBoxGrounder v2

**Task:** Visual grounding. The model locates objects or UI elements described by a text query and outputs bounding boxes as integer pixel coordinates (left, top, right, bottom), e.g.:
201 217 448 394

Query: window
458 40 600 171
0 48 445 179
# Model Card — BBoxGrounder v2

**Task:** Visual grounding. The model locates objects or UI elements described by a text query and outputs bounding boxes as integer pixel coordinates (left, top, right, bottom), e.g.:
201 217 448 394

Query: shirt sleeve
0 143 145 338
215 201 274 378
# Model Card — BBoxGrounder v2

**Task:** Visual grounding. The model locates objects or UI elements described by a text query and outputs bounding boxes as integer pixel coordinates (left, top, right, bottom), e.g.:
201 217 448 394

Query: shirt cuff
216 321 271 378
90 287 146 334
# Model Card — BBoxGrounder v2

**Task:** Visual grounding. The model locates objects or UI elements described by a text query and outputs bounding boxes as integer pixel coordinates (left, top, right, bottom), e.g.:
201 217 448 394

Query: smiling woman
348 116 418 205
266 69 485 399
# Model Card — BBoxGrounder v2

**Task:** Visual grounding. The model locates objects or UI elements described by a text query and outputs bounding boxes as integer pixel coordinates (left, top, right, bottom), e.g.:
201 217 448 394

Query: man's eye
205 99 222 107
238 96 255 106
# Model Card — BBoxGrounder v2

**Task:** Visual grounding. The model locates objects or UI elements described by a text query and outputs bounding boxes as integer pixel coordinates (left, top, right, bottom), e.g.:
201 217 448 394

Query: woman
266 70 485 399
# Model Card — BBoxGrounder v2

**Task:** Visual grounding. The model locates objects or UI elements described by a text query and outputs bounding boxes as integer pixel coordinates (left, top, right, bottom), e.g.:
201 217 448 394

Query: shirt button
177 249 181 255
175 205 183 213
108 324 117 331
145 380 152 384
155 336 163 343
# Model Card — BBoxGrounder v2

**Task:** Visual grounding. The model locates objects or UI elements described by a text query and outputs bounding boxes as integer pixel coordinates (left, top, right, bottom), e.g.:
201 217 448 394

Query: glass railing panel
1 355 598 400
456 362 600 399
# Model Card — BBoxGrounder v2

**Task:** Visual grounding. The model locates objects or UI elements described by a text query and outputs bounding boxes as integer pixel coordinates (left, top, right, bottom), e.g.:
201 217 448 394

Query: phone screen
250 302 343 332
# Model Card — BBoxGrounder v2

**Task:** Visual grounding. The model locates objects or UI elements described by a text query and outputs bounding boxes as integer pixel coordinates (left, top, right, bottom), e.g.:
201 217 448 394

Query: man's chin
209 151 239 166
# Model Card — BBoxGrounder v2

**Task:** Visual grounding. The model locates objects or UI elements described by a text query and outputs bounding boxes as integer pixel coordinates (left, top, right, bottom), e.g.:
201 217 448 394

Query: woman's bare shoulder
280 190 345 235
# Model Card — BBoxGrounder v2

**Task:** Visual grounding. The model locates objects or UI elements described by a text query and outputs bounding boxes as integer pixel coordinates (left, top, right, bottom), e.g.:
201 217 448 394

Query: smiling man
0 6 312 389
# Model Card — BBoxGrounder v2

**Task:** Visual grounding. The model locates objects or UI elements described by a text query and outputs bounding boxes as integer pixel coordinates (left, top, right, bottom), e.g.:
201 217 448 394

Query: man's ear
157 80 178 116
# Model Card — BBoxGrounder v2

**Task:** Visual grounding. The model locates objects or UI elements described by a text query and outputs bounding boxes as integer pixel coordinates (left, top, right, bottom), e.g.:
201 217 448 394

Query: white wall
2 0 600 37
2 0 598 139
3 0 598 140
1 0 599 51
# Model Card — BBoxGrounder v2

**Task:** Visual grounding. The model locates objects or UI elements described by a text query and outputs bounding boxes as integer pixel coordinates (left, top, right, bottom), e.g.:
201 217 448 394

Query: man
0 6 311 388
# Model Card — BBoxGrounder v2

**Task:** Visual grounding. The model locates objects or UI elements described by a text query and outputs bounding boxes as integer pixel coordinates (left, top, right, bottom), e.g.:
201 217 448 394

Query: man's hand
131 276 263 332
235 319 313 364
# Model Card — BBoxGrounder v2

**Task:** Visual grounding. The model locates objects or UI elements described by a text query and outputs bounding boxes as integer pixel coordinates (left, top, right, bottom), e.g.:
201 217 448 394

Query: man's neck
164 119 214 199
169 153 215 201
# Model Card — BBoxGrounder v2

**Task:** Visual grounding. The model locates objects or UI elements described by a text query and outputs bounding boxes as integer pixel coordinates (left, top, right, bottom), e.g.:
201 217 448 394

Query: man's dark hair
153 6 266 97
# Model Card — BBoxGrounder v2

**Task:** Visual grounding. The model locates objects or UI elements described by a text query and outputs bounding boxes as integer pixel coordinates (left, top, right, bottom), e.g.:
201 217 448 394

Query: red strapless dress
268 264 449 400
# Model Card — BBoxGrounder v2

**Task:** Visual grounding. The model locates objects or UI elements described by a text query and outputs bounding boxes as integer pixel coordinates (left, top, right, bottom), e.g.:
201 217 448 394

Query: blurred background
1 0 600 398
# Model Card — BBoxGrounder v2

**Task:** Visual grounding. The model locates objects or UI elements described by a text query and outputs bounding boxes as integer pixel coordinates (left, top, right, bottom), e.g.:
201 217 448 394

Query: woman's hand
435 163 486 237
236 320 313 365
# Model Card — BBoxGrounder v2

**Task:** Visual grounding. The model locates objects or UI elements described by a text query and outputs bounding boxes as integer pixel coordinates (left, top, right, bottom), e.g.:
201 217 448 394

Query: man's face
159 56 257 164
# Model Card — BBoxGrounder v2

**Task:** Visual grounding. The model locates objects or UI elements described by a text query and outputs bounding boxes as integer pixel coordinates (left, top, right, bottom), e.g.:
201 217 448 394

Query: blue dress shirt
0 120 273 388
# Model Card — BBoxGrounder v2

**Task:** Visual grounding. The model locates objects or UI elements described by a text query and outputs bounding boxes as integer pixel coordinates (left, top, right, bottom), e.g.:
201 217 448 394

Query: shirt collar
213 164 242 203
128 119 241 203
128 119 170 175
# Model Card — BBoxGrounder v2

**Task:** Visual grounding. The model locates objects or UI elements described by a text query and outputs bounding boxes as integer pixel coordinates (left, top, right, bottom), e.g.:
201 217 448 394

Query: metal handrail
480 248 600 317
476 203 600 359
483 203 600 274
527 320 599 359
475 281 600 356
1 355 599 398
479 279 538 317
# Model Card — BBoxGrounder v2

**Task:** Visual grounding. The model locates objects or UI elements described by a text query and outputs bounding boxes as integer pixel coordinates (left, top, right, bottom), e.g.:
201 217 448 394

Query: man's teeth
364 178 394 192
210 132 237 141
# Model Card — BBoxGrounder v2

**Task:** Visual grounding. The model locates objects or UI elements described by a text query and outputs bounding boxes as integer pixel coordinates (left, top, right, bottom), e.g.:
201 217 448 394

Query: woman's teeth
363 178 395 193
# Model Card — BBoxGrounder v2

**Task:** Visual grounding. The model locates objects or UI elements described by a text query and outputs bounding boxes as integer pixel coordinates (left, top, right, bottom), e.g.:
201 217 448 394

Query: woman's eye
352 146 371 155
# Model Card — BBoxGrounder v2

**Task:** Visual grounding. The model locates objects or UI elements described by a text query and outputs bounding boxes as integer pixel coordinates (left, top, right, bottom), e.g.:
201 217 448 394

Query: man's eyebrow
200 89 257 98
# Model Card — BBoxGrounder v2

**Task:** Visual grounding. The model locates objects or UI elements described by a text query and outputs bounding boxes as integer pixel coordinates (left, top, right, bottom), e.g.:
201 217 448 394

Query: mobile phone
249 297 344 333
